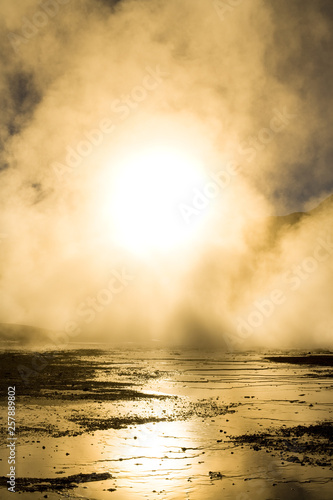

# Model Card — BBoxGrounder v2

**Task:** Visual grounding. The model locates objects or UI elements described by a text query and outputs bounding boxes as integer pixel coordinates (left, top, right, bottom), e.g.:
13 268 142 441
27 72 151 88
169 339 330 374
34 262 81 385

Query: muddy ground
0 348 332 499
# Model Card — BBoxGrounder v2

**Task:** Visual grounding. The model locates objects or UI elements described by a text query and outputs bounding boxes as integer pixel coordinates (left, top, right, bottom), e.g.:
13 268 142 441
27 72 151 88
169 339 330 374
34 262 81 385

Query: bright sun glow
109 147 205 254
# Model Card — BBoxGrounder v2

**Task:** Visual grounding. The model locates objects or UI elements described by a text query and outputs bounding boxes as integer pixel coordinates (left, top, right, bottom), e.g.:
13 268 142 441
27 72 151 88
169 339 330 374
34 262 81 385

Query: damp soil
0 472 112 492
232 421 333 468
0 347 332 499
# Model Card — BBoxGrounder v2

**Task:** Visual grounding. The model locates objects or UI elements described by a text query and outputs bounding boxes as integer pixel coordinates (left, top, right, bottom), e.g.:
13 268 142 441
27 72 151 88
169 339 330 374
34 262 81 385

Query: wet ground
0 346 332 499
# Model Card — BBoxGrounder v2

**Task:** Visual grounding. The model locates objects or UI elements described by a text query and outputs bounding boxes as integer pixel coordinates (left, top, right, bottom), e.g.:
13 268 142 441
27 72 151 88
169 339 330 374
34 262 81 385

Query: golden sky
0 0 332 349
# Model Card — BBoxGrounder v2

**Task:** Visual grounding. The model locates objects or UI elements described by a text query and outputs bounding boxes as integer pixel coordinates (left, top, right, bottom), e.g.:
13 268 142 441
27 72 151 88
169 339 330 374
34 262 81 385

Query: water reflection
0 348 332 499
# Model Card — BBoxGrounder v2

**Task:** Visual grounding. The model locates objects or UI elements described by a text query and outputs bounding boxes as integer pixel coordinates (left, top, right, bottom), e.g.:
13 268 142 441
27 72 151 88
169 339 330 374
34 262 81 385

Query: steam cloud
0 0 332 349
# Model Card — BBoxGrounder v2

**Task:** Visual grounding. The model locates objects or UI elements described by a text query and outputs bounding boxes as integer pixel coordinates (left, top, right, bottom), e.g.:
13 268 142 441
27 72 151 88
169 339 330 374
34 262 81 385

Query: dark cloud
96 0 124 8
263 0 333 209
6 71 41 135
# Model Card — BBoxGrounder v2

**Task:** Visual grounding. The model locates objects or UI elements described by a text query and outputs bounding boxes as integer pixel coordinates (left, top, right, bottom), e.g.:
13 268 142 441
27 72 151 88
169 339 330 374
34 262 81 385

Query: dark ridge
246 193 333 250
0 323 53 344
309 193 333 215
265 355 333 367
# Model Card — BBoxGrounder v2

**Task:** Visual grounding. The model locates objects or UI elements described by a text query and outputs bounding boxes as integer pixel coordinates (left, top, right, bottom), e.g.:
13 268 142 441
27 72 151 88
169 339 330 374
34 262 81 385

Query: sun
109 146 205 255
